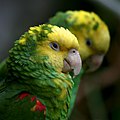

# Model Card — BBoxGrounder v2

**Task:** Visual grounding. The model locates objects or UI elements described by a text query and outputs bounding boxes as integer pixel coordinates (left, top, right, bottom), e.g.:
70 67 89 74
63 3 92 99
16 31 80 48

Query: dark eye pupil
53 43 58 49
50 42 59 51
86 39 92 46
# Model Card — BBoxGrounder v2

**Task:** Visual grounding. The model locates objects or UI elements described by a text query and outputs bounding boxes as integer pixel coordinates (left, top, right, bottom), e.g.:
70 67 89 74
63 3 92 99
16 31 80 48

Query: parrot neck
68 68 85 116
40 82 72 120
30 74 73 120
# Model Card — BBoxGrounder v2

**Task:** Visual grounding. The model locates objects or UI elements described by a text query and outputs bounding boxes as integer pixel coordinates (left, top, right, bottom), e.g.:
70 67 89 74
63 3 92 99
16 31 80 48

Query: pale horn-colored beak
62 49 82 78
84 54 104 72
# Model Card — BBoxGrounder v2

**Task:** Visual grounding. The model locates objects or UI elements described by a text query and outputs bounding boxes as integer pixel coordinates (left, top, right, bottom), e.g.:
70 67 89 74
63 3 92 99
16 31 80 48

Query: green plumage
49 11 85 116
0 24 79 120
49 10 110 117
49 12 73 29
68 69 85 116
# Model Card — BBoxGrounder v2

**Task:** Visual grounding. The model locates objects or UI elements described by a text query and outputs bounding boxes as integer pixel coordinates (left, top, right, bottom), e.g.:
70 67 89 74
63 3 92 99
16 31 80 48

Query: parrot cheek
85 54 104 72
62 49 82 77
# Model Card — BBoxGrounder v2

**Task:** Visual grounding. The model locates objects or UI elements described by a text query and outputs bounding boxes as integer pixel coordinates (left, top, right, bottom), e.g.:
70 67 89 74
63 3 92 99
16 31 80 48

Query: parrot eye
49 42 60 51
86 38 92 46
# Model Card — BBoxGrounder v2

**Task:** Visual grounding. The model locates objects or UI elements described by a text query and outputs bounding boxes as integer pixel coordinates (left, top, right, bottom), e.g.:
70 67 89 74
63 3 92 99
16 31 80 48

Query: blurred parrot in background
49 10 110 116
0 24 82 120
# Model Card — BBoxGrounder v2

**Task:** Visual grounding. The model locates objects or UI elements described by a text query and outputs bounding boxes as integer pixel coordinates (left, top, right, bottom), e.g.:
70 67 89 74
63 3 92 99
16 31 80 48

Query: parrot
49 10 110 116
0 24 82 120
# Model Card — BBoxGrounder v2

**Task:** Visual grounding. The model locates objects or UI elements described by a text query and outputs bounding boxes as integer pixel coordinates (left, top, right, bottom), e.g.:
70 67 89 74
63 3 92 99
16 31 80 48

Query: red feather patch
18 92 30 100
18 92 46 114
35 100 46 111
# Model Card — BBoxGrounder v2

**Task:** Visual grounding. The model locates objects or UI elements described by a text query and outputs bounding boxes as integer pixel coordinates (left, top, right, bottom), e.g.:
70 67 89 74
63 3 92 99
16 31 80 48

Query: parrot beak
62 49 82 78
84 54 104 72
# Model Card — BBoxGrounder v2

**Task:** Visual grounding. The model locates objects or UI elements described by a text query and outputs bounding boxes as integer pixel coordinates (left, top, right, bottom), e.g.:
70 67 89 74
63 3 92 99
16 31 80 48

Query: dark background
0 0 120 120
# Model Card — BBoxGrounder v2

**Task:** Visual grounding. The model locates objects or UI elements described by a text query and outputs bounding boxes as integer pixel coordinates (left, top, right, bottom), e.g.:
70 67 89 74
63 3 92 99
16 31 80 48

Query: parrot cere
49 10 110 115
0 24 82 120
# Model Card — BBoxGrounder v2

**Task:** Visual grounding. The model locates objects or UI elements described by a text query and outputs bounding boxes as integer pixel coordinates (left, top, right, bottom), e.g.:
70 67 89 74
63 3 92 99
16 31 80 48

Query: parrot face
49 10 110 72
35 26 82 77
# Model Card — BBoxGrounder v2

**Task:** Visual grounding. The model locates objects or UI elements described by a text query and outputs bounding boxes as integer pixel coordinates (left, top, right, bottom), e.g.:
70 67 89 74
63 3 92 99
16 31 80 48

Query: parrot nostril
69 49 78 55
72 50 76 53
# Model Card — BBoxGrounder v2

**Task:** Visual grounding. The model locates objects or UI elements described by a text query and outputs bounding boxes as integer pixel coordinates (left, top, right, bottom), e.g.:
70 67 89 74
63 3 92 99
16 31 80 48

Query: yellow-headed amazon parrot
49 10 110 116
0 24 82 120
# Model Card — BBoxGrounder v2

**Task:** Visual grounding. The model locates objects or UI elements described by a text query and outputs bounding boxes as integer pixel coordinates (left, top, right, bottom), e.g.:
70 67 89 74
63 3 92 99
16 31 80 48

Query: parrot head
49 10 110 72
7 24 82 92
